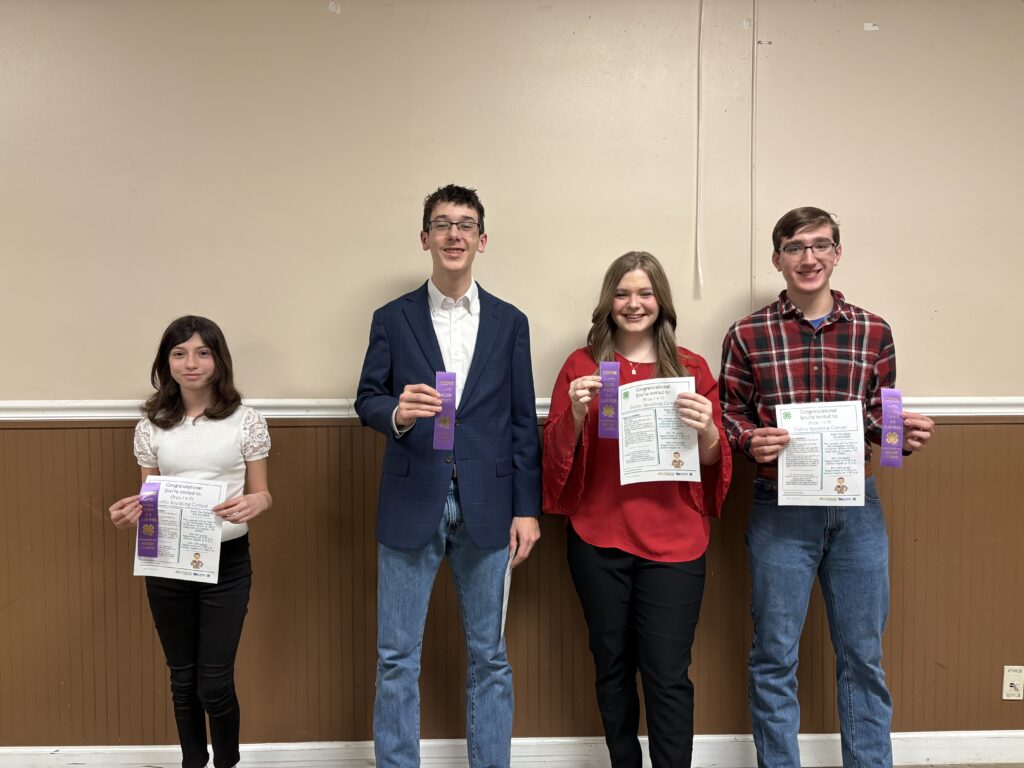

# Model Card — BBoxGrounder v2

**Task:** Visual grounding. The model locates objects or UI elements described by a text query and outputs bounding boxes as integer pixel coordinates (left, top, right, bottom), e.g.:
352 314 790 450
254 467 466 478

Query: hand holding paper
133 476 228 583
109 494 143 528
213 493 270 524
617 377 701 484
508 516 541 568
748 427 791 463
674 391 713 433
775 401 864 506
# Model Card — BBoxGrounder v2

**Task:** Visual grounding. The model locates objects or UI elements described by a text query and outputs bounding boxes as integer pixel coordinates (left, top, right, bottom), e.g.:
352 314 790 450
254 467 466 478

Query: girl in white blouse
109 316 271 768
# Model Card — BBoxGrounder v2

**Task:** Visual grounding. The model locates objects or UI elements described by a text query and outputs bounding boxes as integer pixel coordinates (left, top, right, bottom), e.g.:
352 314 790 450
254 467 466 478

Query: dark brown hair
143 316 242 429
772 207 840 251
586 251 687 378
422 184 485 234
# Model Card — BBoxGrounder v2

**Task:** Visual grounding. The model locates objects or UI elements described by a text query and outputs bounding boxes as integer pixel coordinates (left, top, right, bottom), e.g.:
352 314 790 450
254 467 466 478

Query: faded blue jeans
374 481 513 768
747 476 893 768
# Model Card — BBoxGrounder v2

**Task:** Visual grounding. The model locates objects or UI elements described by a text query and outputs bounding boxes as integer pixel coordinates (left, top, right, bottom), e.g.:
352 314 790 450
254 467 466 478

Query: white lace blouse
133 405 271 543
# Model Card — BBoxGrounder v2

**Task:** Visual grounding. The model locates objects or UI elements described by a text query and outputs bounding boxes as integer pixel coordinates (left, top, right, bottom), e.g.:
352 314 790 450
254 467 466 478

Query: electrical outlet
1003 666 1024 701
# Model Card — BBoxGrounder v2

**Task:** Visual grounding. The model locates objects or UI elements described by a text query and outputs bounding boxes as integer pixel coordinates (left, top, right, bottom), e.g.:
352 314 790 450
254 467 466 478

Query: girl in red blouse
543 251 731 768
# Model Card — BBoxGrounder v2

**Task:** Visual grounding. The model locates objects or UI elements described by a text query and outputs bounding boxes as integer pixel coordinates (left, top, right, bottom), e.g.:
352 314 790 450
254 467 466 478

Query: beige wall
3 0 1020 400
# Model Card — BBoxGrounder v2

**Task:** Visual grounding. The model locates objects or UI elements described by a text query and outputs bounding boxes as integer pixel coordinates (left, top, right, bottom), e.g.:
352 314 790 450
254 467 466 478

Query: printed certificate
133 476 227 583
775 401 865 506
618 377 700 485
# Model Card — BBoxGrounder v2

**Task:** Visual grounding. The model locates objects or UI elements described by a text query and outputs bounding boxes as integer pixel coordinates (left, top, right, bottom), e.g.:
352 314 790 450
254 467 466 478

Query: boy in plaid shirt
719 207 934 767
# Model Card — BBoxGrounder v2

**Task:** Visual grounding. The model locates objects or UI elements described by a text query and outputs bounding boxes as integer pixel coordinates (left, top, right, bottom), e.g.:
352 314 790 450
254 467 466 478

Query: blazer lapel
402 283 446 374
459 285 499 411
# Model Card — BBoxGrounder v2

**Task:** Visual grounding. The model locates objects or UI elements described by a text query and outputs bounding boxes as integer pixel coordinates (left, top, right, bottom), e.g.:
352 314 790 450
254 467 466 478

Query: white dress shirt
426 278 479 409
391 279 480 435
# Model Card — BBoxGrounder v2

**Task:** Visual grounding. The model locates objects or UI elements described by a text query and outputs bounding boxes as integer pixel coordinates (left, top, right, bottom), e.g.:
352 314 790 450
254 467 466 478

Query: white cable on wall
693 0 706 297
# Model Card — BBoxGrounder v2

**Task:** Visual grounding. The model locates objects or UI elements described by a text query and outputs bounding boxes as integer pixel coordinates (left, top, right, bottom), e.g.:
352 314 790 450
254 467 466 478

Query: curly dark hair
421 184 485 234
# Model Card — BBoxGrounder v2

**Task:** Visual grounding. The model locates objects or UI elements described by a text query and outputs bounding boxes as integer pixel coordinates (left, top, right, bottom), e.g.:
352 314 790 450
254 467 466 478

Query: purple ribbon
137 482 160 558
597 361 620 439
433 371 456 451
880 387 903 468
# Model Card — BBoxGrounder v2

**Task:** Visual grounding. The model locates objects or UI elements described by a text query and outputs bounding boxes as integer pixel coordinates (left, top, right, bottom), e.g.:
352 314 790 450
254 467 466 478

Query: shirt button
444 455 454 464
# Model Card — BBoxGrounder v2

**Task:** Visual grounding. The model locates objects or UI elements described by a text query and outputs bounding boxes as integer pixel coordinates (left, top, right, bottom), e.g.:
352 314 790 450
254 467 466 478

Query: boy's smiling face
772 223 842 302
421 202 486 279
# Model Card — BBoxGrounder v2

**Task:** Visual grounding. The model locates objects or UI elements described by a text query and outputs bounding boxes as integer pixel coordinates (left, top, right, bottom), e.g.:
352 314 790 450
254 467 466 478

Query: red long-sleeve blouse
542 346 732 562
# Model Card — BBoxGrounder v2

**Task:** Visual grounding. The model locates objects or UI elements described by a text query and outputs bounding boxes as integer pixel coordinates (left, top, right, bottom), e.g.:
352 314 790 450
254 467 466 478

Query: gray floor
6 759 1024 768
20 766 1021 768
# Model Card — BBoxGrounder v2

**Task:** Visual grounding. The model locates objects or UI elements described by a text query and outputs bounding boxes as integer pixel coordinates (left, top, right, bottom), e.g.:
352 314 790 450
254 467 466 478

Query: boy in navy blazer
355 184 541 768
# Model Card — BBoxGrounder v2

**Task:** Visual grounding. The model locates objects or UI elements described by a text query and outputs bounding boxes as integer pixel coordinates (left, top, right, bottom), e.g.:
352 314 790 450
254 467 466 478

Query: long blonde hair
586 251 687 377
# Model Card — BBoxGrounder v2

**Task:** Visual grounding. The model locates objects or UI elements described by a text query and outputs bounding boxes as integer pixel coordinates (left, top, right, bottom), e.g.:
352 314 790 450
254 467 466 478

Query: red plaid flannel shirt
719 290 896 461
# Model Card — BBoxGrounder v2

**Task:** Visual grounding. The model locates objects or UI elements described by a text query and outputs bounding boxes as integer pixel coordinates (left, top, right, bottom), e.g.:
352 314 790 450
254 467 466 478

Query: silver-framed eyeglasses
428 219 480 234
779 240 836 257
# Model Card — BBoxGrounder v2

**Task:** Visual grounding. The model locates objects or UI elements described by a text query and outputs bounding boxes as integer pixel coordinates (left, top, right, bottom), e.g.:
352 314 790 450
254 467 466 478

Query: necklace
624 354 651 375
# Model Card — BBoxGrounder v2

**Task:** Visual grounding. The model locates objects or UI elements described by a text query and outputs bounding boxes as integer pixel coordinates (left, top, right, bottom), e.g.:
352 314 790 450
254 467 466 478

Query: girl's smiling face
168 333 216 393
611 269 660 337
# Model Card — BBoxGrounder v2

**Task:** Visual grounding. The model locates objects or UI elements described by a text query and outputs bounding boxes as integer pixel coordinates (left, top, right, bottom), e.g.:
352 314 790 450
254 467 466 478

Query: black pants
567 523 705 768
146 535 251 768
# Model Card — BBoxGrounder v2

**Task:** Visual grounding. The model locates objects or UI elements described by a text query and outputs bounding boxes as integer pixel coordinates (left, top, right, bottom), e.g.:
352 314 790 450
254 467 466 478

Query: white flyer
501 548 513 638
775 401 865 506
133 475 227 583
618 377 700 485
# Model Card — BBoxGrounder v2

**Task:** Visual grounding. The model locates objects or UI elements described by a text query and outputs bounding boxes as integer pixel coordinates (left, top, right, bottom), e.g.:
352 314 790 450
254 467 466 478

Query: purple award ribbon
433 371 456 451
880 387 903 468
137 481 160 558
597 361 620 439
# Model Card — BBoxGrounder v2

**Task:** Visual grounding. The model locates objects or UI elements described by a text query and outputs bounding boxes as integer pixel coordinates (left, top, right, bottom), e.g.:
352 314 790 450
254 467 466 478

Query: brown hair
772 207 840 251
586 251 687 377
143 316 242 429
422 184 485 234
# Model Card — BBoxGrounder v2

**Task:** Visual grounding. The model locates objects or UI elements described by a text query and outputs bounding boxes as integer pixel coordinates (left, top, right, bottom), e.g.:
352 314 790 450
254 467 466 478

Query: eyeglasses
428 219 480 234
779 241 836 257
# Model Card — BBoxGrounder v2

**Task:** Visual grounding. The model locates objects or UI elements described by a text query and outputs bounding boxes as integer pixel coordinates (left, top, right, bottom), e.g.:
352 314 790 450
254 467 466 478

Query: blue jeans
747 476 892 768
374 481 513 768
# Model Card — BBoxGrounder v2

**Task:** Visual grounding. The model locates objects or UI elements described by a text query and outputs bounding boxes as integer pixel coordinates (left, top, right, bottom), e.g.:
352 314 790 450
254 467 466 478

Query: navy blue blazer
355 282 542 550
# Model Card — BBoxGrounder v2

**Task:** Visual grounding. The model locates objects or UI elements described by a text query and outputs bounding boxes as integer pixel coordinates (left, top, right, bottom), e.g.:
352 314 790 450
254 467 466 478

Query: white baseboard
2 732 1022 767
2 396 1024 421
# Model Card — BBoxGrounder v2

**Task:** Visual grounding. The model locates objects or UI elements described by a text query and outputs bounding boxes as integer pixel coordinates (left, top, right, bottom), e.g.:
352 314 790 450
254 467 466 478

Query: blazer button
455 419 461 427
444 455 454 464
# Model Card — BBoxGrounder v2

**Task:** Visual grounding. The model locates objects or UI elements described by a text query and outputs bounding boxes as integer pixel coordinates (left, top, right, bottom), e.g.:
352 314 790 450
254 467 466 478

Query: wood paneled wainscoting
0 416 1021 747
